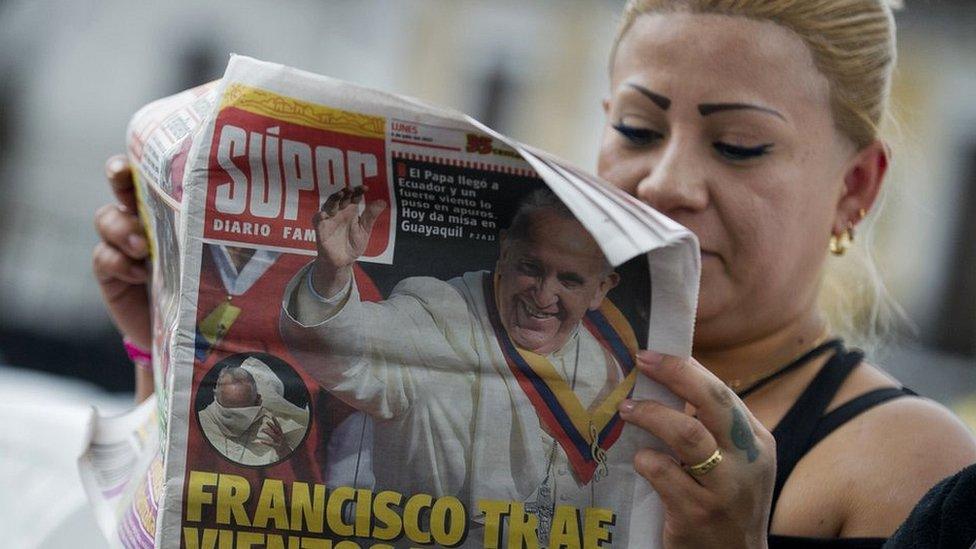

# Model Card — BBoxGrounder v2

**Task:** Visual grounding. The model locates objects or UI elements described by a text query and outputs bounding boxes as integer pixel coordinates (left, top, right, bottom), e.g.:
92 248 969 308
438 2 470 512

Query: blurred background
0 0 974 546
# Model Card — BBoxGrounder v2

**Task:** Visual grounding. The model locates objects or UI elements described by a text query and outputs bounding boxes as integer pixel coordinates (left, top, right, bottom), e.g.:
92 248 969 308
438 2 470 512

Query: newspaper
88 54 700 548
78 395 161 548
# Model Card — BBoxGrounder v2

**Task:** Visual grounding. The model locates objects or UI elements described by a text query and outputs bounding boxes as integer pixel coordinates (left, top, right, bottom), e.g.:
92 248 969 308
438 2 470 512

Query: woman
93 0 976 546
601 1 976 547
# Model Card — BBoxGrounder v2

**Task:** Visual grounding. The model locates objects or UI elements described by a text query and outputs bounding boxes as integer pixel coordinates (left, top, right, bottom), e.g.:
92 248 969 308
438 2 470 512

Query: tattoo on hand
730 406 759 462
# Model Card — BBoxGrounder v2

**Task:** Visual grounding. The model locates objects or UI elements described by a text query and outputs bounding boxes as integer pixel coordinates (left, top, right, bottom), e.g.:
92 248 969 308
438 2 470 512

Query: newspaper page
78 395 161 548
97 54 700 548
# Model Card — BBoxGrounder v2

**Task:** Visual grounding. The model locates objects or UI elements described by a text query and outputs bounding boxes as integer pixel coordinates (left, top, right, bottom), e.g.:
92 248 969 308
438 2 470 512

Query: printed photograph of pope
281 185 645 542
197 356 310 466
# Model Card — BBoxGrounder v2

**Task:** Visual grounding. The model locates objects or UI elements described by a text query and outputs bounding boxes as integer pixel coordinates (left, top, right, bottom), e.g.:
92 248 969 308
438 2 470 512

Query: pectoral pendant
525 475 554 546
590 423 609 480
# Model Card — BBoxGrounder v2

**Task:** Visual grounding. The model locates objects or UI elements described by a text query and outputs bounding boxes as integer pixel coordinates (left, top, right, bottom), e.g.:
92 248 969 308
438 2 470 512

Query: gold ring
686 448 723 476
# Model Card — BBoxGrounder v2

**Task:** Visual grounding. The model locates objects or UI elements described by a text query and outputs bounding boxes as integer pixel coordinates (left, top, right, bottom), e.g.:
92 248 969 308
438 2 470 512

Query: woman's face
599 13 857 349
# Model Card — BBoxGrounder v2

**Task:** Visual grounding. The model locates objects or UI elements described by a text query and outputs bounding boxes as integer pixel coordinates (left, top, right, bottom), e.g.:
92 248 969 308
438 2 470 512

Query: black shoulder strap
769 345 863 519
808 386 917 449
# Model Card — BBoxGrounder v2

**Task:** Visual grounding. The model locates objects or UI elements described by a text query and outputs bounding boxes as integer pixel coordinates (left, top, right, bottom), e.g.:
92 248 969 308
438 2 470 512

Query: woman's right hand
620 351 777 548
92 155 152 349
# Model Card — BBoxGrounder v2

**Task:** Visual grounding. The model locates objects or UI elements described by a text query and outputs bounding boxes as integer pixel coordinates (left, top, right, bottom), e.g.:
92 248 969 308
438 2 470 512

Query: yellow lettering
550 506 582 549
291 482 326 533
582 508 615 548
219 529 235 549
187 471 218 522
477 500 510 549
265 533 292 549
354 489 373 537
236 531 264 549
430 496 466 547
253 479 289 530
216 474 252 526
403 493 433 544
506 502 538 549
326 487 355 537
183 527 219 549
301 538 334 549
371 491 403 541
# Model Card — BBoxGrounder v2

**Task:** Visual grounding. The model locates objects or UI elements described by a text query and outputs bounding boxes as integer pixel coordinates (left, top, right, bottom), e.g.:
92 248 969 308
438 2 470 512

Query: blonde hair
611 0 906 356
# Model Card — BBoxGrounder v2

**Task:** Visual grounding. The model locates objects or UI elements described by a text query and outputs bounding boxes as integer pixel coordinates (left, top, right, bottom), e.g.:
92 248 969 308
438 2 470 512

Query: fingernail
619 399 636 414
637 350 664 367
106 155 127 176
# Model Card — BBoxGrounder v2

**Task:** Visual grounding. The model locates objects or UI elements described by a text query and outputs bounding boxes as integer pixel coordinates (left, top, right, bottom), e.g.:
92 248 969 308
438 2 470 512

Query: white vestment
198 402 306 466
281 267 651 545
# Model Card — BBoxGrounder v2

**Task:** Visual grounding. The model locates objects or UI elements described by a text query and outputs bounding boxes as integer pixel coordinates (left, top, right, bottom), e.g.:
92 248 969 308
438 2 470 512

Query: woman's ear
834 140 889 234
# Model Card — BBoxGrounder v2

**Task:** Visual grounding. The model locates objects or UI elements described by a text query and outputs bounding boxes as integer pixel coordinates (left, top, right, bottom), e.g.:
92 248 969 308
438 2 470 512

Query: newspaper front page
89 55 700 548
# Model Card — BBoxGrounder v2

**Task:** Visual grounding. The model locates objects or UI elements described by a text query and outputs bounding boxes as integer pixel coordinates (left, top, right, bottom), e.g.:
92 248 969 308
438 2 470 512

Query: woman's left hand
619 351 776 549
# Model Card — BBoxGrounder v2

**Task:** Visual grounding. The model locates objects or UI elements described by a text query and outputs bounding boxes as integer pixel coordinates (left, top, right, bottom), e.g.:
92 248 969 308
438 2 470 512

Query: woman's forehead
612 12 831 116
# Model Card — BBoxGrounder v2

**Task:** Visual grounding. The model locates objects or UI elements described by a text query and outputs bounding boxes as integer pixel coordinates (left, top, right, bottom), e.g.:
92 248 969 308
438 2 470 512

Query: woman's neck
694 309 829 390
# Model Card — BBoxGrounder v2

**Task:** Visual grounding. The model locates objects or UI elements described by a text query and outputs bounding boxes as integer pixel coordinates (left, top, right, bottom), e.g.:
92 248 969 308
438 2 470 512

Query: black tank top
759 341 918 548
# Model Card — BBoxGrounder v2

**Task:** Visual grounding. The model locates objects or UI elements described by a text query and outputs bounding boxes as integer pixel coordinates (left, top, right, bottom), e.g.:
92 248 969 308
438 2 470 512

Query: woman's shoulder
828 360 974 450
823 360 976 535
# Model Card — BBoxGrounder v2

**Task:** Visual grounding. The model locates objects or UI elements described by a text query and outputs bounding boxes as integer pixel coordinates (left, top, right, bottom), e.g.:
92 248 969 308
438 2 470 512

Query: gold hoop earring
829 222 855 256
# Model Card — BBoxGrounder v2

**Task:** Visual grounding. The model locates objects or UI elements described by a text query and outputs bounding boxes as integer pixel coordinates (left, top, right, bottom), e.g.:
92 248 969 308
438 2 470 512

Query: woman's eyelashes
612 123 663 146
614 121 774 162
713 142 773 161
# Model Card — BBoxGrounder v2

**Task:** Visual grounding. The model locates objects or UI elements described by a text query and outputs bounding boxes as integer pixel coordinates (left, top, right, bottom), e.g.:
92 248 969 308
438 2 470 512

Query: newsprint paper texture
81 55 700 549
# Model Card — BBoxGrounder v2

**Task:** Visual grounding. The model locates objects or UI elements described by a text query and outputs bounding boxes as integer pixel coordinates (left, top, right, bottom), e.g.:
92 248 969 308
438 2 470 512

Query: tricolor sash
483 272 638 484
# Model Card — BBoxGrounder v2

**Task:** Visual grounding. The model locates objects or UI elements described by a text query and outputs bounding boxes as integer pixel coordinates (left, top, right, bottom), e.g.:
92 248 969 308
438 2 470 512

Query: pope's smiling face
495 207 619 355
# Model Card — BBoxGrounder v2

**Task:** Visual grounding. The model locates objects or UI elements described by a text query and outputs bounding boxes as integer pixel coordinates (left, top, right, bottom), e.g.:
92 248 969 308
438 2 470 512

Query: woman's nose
635 140 709 215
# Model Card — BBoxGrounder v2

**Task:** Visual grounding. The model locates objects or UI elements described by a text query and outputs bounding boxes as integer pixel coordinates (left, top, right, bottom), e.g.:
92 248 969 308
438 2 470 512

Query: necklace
729 334 842 398
526 334 582 545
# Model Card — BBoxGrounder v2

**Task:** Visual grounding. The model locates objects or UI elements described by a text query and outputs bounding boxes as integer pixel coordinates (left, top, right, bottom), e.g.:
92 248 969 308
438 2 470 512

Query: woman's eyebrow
626 83 671 111
623 82 787 124
698 102 787 121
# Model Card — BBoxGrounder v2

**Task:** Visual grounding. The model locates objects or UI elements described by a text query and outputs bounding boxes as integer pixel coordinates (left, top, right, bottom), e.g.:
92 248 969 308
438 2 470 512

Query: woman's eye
713 142 773 161
613 123 662 146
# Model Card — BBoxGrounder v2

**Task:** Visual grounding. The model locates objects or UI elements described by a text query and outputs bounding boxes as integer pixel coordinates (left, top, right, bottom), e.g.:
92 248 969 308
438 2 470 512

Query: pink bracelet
124 338 153 371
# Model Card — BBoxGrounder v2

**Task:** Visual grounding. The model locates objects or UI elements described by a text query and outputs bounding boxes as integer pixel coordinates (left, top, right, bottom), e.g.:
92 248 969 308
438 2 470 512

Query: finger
359 200 387 235
337 188 353 211
92 242 149 285
350 186 367 203
261 425 284 443
619 399 720 479
95 204 148 259
321 191 343 216
105 155 137 212
633 447 708 512
637 351 741 444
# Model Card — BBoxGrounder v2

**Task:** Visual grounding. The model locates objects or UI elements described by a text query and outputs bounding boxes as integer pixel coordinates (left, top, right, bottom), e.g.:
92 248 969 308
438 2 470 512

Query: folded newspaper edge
83 54 701 549
78 395 159 548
